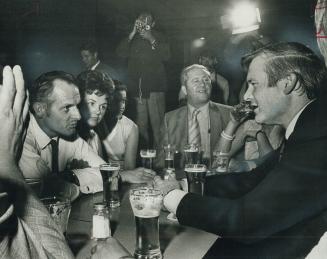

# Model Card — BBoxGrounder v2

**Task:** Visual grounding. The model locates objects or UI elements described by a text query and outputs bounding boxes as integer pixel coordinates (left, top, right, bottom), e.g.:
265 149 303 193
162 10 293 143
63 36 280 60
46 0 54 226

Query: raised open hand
0 66 29 165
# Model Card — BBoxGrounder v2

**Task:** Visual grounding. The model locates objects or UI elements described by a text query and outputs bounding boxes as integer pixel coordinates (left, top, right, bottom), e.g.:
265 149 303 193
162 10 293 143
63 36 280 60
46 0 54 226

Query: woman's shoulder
121 115 138 129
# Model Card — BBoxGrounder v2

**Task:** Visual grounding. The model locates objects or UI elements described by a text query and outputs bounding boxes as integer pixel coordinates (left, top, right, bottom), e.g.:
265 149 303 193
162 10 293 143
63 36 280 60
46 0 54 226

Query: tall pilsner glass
130 187 163 259
100 162 121 208
184 164 207 195
140 149 156 170
164 144 175 169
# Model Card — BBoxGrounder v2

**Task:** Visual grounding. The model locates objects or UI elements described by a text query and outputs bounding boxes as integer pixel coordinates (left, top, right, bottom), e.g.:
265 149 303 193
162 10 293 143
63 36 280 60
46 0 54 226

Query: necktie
278 138 287 162
50 139 59 174
189 109 201 146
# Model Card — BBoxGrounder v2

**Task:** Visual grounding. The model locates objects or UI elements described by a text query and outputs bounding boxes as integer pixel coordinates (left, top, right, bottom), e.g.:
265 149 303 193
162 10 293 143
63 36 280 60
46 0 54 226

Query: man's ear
94 51 98 60
181 85 187 96
281 73 299 95
32 102 47 118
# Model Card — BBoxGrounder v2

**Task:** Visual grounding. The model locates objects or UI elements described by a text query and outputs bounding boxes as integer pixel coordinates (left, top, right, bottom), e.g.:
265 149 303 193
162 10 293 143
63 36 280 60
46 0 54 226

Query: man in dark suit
154 42 327 258
80 41 119 81
155 64 231 171
116 12 170 149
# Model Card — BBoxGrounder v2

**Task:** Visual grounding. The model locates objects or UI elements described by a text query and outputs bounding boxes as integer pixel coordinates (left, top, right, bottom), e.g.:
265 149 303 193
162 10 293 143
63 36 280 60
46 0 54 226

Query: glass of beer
184 164 207 195
140 149 156 170
213 151 230 173
41 196 71 234
164 144 175 169
100 162 121 208
129 187 163 259
183 143 200 164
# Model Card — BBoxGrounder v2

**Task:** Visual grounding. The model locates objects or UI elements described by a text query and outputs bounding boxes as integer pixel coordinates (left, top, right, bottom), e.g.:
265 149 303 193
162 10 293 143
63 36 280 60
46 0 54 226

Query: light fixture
221 2 261 35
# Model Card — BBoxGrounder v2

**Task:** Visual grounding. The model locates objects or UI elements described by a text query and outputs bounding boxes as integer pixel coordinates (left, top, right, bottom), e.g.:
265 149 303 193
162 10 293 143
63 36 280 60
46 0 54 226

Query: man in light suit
155 42 327 258
155 64 231 171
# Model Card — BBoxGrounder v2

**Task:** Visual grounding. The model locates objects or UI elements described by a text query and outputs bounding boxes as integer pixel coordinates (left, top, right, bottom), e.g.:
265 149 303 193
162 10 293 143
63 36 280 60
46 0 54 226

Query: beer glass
100 162 121 208
140 149 156 170
130 187 163 259
41 196 71 234
164 144 175 169
213 152 230 173
183 143 200 164
184 164 207 195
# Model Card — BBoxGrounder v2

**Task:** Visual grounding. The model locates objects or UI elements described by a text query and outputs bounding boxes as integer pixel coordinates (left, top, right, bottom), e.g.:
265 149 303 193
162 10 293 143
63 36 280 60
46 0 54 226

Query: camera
135 19 151 33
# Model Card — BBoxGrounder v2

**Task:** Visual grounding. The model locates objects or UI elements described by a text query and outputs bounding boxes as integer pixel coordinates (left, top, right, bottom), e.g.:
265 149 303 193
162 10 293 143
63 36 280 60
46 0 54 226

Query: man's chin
60 130 78 140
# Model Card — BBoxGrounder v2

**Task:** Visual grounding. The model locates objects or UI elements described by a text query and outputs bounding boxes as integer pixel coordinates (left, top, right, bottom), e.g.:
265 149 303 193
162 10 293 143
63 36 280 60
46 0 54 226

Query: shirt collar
187 102 209 119
285 100 315 140
30 113 57 149
91 60 100 70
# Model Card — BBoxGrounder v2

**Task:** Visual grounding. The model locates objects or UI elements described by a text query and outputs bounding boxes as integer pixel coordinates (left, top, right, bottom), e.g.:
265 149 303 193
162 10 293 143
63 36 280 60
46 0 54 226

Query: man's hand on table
152 176 180 196
120 168 156 184
152 176 186 215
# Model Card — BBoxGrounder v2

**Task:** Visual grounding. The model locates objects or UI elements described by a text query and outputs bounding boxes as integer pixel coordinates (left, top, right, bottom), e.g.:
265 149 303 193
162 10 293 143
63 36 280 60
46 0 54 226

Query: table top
67 184 217 259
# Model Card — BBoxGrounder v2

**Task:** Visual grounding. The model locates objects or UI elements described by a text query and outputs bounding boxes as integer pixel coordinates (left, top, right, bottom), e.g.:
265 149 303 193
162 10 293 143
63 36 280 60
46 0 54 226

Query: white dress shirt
19 114 105 193
91 60 100 70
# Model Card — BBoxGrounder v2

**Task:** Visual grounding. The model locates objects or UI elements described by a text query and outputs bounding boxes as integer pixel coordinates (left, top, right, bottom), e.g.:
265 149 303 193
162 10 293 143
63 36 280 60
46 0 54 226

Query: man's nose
71 107 81 120
243 85 253 101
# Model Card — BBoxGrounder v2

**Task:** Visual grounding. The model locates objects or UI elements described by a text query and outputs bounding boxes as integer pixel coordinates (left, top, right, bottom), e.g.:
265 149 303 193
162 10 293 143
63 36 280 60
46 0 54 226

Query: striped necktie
189 109 201 146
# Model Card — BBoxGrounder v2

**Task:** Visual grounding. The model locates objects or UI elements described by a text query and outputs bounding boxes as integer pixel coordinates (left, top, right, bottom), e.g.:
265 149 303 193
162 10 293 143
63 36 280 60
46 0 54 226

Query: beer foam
140 153 156 158
184 167 206 173
184 147 199 152
100 166 120 171
133 208 160 218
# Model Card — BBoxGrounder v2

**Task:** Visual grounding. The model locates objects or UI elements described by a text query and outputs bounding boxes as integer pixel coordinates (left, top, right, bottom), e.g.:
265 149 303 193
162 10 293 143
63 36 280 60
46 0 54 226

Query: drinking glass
130 187 163 259
163 144 175 169
184 164 207 195
140 149 156 170
183 144 200 164
214 152 230 173
100 162 121 208
41 196 71 234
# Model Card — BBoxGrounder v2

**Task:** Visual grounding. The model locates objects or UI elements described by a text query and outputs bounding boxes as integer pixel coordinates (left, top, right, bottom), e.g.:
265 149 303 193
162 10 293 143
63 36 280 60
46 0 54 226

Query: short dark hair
80 41 98 54
76 70 115 102
242 42 327 99
30 71 77 106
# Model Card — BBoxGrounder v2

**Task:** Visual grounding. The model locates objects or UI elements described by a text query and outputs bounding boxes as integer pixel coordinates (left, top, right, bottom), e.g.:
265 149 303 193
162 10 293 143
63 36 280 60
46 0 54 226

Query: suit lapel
173 107 188 151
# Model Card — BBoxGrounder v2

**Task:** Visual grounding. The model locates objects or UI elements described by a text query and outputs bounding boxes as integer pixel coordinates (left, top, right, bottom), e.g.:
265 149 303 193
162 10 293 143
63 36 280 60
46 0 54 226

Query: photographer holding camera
117 12 170 150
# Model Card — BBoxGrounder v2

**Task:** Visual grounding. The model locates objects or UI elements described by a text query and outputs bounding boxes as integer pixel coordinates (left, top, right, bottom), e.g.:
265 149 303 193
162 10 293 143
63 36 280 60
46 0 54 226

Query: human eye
63 106 70 113
204 77 211 83
100 104 108 111
192 78 200 83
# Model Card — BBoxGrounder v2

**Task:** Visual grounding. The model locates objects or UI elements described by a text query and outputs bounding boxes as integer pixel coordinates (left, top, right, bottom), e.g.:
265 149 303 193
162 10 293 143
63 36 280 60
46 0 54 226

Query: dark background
0 0 319 109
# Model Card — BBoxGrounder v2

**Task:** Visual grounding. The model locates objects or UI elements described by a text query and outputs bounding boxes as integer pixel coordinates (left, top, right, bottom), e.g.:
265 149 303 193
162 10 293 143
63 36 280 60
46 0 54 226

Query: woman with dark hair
76 71 154 183
99 81 139 170
76 70 114 156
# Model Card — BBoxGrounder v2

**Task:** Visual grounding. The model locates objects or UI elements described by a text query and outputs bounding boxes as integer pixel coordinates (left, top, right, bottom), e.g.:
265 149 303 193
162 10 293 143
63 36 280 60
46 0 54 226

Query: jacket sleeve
153 32 170 61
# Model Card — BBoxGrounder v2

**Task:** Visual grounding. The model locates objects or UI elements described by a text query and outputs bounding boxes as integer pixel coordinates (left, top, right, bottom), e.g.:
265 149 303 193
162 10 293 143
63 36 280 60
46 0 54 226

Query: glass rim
99 162 121 169
129 187 163 197
40 196 71 205
140 149 156 153
184 164 207 171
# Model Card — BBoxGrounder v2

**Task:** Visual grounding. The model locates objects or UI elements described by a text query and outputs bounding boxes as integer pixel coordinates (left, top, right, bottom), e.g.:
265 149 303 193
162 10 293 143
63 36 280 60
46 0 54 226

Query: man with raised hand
0 65 74 258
